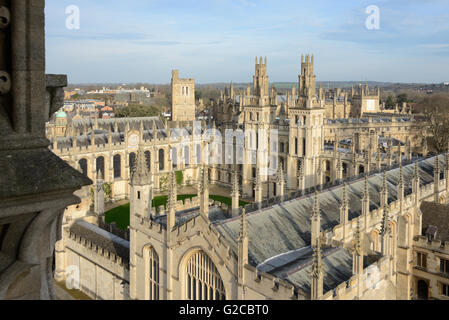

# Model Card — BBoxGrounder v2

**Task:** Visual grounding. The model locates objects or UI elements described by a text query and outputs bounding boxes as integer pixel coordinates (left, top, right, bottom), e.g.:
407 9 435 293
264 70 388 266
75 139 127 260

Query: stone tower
253 56 269 106
299 54 316 99
171 70 196 121
287 55 324 190
130 145 153 219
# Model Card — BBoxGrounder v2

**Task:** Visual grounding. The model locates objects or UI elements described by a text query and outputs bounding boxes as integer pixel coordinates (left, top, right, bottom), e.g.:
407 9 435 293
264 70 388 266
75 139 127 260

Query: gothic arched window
186 251 225 300
145 151 151 172
78 158 88 176
184 146 190 166
148 247 159 300
113 154 121 178
159 149 165 171
96 156 105 176
129 152 136 174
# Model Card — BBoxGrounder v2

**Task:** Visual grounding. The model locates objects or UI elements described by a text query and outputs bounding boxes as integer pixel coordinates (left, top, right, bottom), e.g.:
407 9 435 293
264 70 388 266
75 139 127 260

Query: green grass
105 203 130 230
105 194 248 230
55 281 92 300
175 171 183 185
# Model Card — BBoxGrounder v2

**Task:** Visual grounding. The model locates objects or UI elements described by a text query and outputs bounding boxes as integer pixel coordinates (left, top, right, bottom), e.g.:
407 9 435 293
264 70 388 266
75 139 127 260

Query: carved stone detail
0 6 10 29
0 71 11 95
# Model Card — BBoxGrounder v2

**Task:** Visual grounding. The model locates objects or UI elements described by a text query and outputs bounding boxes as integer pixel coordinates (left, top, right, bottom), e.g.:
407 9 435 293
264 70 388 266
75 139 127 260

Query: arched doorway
417 279 429 300
185 250 226 300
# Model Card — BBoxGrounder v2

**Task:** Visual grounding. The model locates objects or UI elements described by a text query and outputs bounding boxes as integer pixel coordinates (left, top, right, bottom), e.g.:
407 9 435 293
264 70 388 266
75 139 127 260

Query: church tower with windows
171 70 196 121
287 54 324 190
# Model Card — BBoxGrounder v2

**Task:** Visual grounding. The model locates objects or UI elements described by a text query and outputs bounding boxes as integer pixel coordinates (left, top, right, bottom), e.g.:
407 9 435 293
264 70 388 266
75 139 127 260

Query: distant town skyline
45 0 449 84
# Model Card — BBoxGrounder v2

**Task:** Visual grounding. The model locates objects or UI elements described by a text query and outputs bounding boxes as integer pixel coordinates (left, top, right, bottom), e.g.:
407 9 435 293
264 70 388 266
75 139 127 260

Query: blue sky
45 0 449 84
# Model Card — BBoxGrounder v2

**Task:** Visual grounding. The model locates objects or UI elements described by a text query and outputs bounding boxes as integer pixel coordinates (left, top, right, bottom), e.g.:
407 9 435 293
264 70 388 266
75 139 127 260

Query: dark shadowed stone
0 147 92 199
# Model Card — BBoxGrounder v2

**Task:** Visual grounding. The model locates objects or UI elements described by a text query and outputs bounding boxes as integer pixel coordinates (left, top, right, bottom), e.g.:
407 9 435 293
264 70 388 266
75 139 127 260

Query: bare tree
416 94 449 152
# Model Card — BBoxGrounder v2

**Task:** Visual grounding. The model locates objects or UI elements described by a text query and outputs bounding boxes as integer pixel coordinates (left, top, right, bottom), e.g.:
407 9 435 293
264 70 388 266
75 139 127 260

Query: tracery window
186 251 226 300
148 247 159 300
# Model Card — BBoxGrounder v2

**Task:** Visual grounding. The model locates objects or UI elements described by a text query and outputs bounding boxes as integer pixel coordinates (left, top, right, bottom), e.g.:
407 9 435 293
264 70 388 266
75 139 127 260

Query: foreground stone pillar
0 1 91 299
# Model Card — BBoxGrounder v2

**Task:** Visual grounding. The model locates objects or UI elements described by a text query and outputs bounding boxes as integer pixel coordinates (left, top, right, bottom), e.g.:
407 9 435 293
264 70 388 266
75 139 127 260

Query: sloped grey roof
153 205 227 228
69 220 130 263
277 246 354 293
214 155 441 269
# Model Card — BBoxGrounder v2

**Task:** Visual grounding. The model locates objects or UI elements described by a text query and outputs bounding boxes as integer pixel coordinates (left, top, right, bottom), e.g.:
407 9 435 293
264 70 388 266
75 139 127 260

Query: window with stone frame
417 252 427 269
440 283 449 297
440 258 449 274
148 247 160 300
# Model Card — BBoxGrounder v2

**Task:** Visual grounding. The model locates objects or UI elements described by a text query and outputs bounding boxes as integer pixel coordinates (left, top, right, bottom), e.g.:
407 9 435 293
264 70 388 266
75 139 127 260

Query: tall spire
352 218 362 256
254 166 262 209
434 155 440 203
311 190 321 246
167 169 177 215
310 237 323 300
277 166 285 200
131 144 151 186
380 203 391 257
199 166 209 218
231 169 240 217
380 203 390 237
340 183 349 240
381 170 388 207
238 208 249 283
413 160 420 206
361 174 370 232
239 208 248 239
398 163 404 211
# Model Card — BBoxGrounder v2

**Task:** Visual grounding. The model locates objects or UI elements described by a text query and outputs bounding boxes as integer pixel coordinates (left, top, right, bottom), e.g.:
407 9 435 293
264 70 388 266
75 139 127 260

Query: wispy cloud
45 0 449 83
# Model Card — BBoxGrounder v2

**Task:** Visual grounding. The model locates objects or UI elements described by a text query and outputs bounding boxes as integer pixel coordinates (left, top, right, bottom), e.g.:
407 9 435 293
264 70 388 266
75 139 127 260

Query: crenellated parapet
243 264 301 300
321 255 391 300
64 226 130 274
413 235 449 254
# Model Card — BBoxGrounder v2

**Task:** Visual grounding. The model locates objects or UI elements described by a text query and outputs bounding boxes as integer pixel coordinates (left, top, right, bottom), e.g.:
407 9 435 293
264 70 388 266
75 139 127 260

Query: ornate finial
413 160 419 179
198 167 205 194
341 182 348 207
131 144 151 185
167 169 178 216
312 190 320 219
435 155 440 175
352 218 362 256
398 163 404 187
380 204 390 236
311 238 323 278
239 209 248 240
277 166 285 185
231 169 240 197
96 169 104 181
363 175 369 199
139 120 144 139
382 170 387 191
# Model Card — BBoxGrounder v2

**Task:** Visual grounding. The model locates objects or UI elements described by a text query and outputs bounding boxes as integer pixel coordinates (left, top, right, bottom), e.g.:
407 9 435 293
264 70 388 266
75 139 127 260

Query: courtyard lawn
105 194 248 230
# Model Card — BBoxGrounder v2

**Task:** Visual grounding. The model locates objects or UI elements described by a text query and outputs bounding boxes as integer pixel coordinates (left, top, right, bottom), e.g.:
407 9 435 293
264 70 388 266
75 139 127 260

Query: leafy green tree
396 93 408 104
115 105 161 118
385 95 395 108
